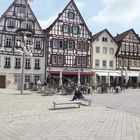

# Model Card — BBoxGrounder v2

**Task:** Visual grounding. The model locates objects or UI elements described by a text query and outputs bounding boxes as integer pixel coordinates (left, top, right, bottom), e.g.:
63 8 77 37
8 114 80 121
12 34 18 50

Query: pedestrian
70 87 84 101
37 79 41 91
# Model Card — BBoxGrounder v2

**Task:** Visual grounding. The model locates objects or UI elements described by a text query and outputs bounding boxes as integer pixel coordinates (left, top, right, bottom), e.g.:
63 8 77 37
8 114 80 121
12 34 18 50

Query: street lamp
16 0 33 94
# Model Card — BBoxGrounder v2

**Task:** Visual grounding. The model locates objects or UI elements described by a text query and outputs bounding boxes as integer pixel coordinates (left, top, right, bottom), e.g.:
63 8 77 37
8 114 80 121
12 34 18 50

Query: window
121 45 125 51
83 43 89 51
67 41 74 49
62 24 69 33
34 59 40 69
7 19 15 28
0 56 1 67
138 47 140 53
96 46 100 53
15 58 21 68
110 48 114 54
123 60 127 67
134 46 137 52
95 59 100 68
26 40 31 46
58 55 64 64
82 57 87 66
126 46 129 51
4 57 11 68
103 47 107 54
77 42 82 50
18 7 24 13
102 37 108 42
5 37 12 47
68 12 75 19
52 39 63 49
25 75 31 82
0 35 2 46
52 55 57 64
34 75 40 84
72 26 79 34
76 57 81 65
25 58 31 69
134 60 138 67
14 74 20 83
118 59 122 67
26 22 33 29
35 41 41 49
102 60 107 67
109 61 114 67
16 38 22 47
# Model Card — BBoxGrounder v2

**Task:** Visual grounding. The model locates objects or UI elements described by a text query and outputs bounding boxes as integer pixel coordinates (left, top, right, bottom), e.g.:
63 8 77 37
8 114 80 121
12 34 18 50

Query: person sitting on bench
70 87 84 101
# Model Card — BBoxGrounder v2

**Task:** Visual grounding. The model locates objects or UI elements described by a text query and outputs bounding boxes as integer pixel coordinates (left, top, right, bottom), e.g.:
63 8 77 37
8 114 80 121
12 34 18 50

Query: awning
96 72 121 77
48 71 94 76
124 71 139 77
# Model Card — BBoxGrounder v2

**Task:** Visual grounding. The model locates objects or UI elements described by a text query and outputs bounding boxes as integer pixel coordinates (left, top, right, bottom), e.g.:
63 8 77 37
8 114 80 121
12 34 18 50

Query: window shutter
69 25 72 33
50 39 53 48
61 25 64 32
73 41 75 50
86 43 89 52
63 41 68 49
78 26 80 34
63 56 66 64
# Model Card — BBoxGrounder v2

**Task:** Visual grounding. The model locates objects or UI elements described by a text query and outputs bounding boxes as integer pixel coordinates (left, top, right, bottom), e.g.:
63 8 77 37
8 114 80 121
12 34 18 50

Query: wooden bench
79 98 92 106
52 101 81 109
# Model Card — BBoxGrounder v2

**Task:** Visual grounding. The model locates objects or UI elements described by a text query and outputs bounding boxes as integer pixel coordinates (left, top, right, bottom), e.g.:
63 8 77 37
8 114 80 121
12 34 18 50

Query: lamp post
120 68 123 91
16 0 33 94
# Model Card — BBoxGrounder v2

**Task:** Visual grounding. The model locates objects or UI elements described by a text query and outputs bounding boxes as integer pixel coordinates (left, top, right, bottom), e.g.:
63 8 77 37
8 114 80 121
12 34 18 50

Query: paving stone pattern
0 89 140 140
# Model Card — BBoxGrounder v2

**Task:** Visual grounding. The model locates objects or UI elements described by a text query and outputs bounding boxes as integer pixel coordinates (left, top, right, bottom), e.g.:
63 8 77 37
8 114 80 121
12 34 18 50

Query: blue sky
0 0 140 36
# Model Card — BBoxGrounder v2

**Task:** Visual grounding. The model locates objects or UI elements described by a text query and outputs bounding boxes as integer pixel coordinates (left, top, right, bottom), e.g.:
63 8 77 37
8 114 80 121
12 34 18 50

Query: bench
52 101 81 109
79 98 92 106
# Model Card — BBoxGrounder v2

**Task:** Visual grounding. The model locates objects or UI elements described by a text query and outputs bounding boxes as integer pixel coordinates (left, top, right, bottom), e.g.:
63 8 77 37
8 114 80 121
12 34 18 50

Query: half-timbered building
46 0 92 86
0 0 45 88
114 29 140 87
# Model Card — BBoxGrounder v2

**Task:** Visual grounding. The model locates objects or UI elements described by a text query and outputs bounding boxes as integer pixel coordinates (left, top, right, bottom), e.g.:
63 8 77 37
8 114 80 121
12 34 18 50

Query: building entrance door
0 75 6 88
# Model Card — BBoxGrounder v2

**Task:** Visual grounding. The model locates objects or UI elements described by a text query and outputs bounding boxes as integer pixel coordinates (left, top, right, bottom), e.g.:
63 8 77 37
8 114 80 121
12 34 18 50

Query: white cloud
91 0 140 25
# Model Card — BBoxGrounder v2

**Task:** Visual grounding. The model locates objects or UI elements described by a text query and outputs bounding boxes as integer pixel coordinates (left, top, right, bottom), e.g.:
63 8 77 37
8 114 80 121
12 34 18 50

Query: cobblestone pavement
0 89 140 140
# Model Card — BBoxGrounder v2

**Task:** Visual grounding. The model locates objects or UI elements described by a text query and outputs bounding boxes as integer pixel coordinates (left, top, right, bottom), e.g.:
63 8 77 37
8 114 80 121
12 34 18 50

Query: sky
0 0 140 36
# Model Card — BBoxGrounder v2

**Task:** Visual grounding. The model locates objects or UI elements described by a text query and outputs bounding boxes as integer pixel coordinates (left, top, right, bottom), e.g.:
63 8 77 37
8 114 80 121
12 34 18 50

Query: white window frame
5 57 11 67
35 59 40 68
102 60 107 68
25 58 31 68
109 60 114 68
15 58 21 68
96 46 100 53
15 74 20 83
110 48 114 54
95 59 100 68
103 47 107 54
5 36 12 46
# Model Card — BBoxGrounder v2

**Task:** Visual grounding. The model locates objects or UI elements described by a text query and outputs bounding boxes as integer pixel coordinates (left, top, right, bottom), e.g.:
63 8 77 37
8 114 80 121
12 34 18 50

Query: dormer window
68 12 75 19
